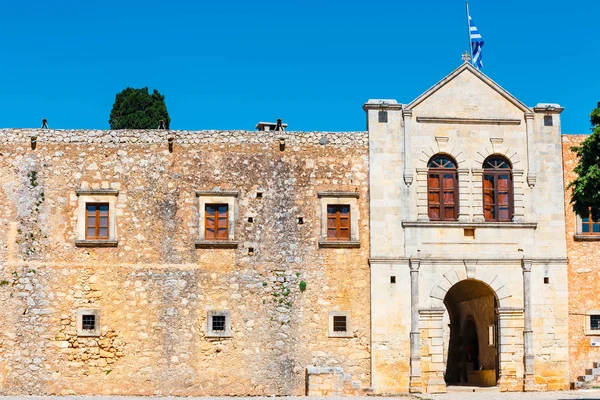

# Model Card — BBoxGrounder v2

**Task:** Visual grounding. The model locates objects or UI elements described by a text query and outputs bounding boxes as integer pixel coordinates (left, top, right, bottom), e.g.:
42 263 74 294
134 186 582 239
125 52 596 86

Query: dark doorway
444 279 498 387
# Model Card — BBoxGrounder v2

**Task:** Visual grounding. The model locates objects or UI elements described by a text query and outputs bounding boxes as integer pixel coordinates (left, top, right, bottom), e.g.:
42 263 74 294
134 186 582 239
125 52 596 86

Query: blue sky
1 0 598 133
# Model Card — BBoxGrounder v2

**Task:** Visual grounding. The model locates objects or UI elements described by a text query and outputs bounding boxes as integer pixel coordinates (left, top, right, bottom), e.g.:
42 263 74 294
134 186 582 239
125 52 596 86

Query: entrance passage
444 279 498 387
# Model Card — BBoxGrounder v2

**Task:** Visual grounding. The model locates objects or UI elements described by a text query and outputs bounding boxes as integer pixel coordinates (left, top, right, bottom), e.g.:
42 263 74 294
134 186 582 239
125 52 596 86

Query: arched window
428 155 458 221
483 156 513 222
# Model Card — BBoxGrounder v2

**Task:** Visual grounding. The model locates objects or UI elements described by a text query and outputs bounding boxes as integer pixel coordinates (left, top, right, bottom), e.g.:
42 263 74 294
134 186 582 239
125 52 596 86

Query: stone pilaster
497 307 525 392
512 169 525 223
409 259 422 393
416 169 429 221
471 168 485 222
522 259 535 390
419 308 446 394
457 168 471 222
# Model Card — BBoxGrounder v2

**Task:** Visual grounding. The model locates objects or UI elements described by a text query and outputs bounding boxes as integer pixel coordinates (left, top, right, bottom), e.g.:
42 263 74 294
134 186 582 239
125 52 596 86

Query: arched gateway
443 280 498 387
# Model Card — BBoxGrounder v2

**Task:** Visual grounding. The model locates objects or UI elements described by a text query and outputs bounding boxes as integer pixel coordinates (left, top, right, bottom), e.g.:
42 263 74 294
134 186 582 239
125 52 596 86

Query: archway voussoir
430 285 448 301
443 271 460 286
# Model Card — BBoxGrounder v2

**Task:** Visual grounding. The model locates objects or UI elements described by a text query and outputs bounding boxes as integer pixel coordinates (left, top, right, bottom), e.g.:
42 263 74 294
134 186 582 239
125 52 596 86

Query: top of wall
0 129 368 147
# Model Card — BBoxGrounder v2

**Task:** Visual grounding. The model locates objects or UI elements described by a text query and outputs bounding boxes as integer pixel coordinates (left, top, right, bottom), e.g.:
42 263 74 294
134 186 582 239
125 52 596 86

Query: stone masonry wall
562 134 600 385
0 129 371 395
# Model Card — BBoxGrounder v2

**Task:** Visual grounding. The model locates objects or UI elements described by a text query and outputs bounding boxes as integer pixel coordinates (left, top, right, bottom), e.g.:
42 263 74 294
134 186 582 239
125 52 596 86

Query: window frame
482 156 514 222
196 191 238 249
328 311 352 338
77 308 101 337
318 192 360 248
585 310 600 336
206 310 231 338
427 155 459 221
75 189 119 247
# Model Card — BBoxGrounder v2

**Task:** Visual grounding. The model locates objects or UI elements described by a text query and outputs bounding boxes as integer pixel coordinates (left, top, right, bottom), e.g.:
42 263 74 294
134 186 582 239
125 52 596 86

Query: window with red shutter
327 205 350 241
427 155 458 221
85 203 109 240
483 156 513 222
205 204 229 240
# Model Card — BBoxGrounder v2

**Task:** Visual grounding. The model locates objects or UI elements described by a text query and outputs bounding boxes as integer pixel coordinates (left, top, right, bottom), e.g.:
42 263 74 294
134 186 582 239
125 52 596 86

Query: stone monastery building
0 62 598 395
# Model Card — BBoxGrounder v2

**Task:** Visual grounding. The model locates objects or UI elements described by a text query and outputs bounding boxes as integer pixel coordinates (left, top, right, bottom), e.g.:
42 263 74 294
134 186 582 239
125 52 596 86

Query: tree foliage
109 87 170 129
569 102 600 220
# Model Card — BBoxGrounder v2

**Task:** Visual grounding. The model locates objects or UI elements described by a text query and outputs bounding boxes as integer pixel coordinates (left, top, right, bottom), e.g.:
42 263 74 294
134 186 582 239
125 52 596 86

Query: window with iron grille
328 311 351 337
82 314 96 330
205 204 228 240
327 205 350 241
591 315 600 331
77 308 100 337
212 315 226 331
206 310 231 337
427 155 458 221
85 203 109 240
378 110 388 123
483 156 513 222
333 316 347 332
544 115 553 126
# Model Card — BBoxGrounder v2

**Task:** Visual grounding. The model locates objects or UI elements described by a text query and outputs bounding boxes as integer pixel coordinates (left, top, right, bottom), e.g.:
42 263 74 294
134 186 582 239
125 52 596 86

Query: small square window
77 308 100 337
207 310 231 338
390 276 396 284
378 110 388 123
333 316 347 332
328 311 352 338
543 115 553 126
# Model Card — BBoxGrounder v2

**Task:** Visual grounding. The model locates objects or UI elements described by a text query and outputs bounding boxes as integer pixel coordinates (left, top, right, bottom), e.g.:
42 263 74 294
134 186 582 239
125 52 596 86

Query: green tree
569 102 600 220
109 87 170 129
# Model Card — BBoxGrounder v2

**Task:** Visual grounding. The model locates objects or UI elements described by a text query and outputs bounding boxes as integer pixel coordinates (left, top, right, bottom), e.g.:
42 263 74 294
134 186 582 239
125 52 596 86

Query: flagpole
466 1 473 65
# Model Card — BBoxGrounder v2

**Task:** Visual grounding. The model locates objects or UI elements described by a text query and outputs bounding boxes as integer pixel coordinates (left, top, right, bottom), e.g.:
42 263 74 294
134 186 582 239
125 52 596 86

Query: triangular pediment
405 63 532 118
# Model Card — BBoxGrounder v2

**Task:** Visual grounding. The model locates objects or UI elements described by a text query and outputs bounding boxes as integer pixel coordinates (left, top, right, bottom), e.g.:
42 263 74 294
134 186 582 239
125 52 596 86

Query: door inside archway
444 279 498 387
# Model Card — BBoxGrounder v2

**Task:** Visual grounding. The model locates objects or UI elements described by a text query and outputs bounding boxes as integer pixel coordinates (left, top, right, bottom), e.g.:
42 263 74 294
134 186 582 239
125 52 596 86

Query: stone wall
562 134 600 385
0 128 371 395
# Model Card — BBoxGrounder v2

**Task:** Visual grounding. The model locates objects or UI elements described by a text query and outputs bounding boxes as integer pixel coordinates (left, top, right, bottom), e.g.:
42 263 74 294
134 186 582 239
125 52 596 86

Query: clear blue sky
1 0 598 133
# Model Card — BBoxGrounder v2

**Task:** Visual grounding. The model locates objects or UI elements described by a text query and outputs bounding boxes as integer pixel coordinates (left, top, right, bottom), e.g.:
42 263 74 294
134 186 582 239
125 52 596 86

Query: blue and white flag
468 15 484 69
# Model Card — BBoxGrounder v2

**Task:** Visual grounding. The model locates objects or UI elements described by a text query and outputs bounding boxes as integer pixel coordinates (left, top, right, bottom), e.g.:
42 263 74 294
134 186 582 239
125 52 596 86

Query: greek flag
469 15 484 69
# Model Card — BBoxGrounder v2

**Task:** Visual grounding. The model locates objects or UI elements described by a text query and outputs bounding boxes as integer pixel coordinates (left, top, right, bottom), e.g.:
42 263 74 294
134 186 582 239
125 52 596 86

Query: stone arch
429 267 511 309
473 147 520 171
419 148 467 170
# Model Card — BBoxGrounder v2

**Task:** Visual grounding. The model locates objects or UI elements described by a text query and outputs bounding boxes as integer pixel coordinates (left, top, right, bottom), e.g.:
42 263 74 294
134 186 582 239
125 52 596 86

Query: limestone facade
367 63 568 393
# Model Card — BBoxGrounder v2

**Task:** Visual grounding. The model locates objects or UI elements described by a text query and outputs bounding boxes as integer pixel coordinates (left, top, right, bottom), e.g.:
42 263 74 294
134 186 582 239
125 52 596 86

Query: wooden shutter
483 174 495 221
205 204 228 240
327 205 350 241
428 173 441 220
85 203 109 240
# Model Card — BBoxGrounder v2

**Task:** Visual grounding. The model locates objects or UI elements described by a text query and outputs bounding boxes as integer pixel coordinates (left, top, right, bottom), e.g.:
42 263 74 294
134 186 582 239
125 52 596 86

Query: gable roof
405 62 532 114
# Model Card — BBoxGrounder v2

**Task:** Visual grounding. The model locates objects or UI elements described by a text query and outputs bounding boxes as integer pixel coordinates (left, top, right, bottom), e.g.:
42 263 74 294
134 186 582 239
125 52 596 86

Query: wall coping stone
0 129 367 147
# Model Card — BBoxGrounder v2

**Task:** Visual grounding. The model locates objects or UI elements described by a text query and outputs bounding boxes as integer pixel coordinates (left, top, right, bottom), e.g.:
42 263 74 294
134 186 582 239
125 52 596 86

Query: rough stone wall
0 129 371 395
562 134 600 384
